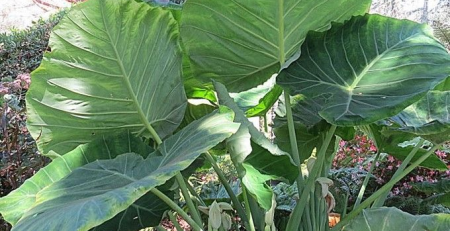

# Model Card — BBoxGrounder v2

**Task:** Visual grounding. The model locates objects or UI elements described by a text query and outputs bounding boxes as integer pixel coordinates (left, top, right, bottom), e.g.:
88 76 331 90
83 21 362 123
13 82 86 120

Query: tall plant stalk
203 152 250 227
353 151 381 209
242 187 257 231
175 174 203 226
283 91 305 191
286 124 337 231
151 188 202 231
372 138 425 207
147 123 203 228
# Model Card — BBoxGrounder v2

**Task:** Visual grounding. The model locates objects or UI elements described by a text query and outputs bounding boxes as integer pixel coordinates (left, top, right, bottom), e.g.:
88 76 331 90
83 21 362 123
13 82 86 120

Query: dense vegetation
1 0 450 230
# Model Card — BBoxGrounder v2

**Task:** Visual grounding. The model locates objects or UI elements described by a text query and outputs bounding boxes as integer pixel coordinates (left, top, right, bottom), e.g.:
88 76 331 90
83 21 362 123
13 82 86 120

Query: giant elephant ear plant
1 0 450 230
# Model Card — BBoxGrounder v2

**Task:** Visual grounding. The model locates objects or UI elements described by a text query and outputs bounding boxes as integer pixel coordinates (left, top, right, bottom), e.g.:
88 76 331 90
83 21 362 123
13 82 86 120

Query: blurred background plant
0 10 66 231
329 133 450 216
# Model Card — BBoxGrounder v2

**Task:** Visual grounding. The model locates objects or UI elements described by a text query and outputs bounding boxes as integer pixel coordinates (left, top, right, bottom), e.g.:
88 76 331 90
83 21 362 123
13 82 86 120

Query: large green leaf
392 91 450 143
180 0 371 92
26 0 186 154
214 82 297 210
343 207 450 231
274 123 321 161
278 14 450 126
276 93 327 127
0 132 153 226
9 110 239 231
360 125 447 170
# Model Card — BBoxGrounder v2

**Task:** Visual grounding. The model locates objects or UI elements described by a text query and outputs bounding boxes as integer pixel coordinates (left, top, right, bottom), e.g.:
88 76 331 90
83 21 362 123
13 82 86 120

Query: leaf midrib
349 31 418 90
278 0 285 65
99 2 161 144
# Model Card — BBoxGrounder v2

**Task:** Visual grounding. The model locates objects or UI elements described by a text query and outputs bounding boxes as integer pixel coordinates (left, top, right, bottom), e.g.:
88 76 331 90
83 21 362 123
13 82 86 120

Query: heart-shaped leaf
278 14 450 126
343 207 450 231
26 0 186 154
0 132 153 226
181 0 371 92
8 110 239 231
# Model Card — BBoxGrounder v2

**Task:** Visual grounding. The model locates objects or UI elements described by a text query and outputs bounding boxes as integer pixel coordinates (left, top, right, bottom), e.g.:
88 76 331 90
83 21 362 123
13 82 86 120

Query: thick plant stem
146 122 202 228
151 188 203 231
283 91 305 190
286 125 337 231
185 178 206 206
311 190 317 230
203 152 249 227
168 211 184 231
332 143 442 231
176 174 203 226
305 200 313 231
372 139 425 208
242 187 257 231
353 151 381 209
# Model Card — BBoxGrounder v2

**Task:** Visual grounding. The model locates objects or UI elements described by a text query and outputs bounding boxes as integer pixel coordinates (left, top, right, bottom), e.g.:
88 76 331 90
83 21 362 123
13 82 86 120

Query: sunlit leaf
215 82 297 210
181 0 371 92
0 132 153 226
27 0 186 154
7 110 239 231
278 14 450 126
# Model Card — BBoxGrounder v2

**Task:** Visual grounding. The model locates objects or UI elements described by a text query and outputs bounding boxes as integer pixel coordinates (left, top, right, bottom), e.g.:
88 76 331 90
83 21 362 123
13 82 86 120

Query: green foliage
392 91 450 143
2 0 450 230
3 110 239 230
385 196 450 215
0 132 153 225
278 14 450 126
0 11 65 78
181 0 371 92
343 207 450 231
26 0 187 154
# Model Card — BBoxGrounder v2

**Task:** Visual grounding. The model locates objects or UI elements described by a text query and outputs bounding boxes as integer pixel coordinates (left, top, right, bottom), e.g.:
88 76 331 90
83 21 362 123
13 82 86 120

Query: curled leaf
209 201 222 229
325 191 336 214
316 177 333 198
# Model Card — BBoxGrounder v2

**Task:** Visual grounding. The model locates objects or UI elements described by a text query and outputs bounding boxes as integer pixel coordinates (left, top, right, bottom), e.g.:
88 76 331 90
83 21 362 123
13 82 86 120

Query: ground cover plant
1 0 450 230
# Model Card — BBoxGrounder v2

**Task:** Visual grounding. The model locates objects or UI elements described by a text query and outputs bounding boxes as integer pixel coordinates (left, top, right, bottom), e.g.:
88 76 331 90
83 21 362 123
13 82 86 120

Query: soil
0 0 83 33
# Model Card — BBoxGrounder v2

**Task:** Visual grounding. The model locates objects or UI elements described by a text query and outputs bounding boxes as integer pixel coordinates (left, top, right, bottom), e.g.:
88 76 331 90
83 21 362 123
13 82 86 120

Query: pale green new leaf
245 85 283 117
392 91 450 143
231 76 277 113
343 207 450 231
0 132 153 226
27 0 186 154
10 110 239 231
215 82 297 210
278 14 450 126
181 0 371 92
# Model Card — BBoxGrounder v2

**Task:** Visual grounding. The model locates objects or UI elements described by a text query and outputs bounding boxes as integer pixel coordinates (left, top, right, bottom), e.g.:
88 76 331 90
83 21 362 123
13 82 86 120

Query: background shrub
0 11 65 230
0 11 65 79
